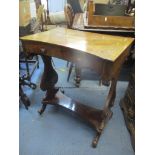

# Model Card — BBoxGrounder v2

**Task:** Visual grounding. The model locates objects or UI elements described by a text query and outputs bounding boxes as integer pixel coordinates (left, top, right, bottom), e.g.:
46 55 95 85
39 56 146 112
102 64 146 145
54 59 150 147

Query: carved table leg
92 78 117 147
38 55 58 115
74 64 81 87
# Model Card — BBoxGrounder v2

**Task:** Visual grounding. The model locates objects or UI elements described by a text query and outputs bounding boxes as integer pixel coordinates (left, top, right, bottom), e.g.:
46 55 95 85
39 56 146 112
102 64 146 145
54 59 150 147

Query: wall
48 0 66 12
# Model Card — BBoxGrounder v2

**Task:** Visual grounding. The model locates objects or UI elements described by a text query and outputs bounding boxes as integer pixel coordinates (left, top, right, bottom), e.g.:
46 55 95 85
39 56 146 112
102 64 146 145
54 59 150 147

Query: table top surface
20 27 134 62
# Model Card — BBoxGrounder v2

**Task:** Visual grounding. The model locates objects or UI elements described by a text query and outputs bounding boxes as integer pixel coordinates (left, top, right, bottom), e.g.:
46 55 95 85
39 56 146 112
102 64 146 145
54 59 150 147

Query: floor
19 57 134 155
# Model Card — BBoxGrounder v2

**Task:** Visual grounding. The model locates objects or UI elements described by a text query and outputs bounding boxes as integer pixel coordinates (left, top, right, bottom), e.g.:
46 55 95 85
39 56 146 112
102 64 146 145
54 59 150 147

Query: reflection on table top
20 27 134 62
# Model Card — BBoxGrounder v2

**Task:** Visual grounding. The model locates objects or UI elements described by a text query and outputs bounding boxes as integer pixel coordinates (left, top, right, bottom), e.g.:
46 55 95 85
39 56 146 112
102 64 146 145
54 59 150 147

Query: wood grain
20 27 134 62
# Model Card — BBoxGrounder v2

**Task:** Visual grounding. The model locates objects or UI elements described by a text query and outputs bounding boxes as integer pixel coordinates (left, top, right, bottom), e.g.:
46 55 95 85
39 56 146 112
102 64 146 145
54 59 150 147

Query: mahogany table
20 27 134 148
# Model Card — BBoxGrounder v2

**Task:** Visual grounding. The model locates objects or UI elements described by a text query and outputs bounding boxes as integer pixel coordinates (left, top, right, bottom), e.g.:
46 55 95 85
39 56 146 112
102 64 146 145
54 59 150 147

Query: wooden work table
20 27 134 148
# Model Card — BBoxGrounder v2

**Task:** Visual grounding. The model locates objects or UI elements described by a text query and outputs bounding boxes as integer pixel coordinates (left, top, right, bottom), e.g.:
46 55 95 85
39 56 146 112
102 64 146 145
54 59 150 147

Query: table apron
22 40 130 81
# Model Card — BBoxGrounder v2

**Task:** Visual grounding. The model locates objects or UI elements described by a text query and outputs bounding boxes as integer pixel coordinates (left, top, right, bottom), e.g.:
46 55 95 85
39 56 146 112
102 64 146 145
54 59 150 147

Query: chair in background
19 34 38 109
19 78 30 110
64 0 104 87
64 3 75 81
19 74 36 110
40 0 67 29
65 0 135 87
19 14 40 82
19 0 42 109
64 1 84 87
64 2 81 86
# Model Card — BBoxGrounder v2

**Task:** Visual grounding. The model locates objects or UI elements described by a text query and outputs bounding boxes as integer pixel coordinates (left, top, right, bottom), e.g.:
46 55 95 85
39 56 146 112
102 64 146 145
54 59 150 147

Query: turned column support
74 64 81 87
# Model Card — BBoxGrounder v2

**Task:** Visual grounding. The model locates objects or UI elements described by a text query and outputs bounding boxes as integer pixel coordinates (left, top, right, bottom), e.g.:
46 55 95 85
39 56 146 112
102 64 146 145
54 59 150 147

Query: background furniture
19 78 30 110
86 0 134 29
72 13 134 35
42 0 66 27
19 0 31 27
19 30 38 109
19 0 41 109
64 3 76 81
120 66 135 150
19 74 36 110
65 0 105 87
65 0 135 87
67 0 84 13
19 19 40 83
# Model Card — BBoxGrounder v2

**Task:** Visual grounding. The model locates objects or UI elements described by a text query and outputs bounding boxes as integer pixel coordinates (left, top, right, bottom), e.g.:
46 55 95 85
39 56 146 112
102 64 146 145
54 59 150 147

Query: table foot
92 132 102 148
38 104 47 115
92 109 113 147
38 88 59 115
